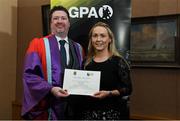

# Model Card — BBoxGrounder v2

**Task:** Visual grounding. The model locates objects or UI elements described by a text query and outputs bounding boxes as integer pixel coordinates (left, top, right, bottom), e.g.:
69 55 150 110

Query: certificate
63 69 101 96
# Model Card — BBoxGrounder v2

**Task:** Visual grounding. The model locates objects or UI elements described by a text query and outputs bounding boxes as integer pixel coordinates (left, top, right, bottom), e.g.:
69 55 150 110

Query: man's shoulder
29 38 43 47
30 35 52 45
27 36 49 52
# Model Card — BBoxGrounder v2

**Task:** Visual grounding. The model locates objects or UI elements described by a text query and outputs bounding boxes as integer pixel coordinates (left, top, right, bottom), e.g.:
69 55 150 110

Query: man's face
50 10 70 37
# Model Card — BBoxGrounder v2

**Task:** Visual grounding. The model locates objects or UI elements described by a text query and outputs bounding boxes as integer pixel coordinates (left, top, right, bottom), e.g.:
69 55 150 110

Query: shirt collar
55 35 69 44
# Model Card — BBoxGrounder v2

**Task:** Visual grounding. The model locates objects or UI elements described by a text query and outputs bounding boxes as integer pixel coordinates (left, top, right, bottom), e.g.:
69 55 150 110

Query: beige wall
12 0 50 119
0 0 17 119
16 0 50 104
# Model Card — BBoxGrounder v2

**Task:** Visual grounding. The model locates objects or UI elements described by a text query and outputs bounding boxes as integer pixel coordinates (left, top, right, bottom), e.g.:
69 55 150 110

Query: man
21 5 84 120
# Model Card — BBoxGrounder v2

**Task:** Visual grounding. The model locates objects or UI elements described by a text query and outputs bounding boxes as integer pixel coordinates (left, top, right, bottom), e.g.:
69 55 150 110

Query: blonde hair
84 22 123 67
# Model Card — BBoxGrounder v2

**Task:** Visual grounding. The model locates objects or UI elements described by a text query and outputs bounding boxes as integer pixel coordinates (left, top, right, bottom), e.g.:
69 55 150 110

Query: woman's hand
92 90 120 99
92 90 110 99
51 87 69 98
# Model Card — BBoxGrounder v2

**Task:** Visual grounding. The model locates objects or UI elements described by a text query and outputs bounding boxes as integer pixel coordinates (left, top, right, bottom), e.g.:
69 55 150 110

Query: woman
69 22 132 120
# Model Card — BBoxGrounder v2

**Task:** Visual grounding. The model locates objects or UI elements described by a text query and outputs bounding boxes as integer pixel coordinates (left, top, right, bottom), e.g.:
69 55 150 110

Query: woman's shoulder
111 55 124 62
111 55 130 70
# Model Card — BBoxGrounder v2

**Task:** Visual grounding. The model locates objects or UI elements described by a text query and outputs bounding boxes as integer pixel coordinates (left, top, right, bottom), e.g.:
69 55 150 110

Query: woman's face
91 26 111 52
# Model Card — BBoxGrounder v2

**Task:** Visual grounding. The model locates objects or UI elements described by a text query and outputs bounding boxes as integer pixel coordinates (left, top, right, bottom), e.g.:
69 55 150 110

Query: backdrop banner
50 0 131 59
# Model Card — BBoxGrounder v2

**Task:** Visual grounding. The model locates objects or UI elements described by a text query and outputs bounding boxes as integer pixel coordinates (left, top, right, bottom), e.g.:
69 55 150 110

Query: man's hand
51 87 69 98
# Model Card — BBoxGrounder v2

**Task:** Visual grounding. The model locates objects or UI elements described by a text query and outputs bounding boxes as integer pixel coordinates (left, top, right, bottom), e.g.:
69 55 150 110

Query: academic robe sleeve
21 38 53 118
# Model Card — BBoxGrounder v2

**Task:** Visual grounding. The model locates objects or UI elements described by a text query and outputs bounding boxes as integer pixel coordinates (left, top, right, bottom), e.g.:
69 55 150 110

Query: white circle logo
99 5 113 20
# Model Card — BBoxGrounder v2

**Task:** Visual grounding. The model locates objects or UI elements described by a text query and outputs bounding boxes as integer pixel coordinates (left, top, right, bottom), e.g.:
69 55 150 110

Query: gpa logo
69 5 113 20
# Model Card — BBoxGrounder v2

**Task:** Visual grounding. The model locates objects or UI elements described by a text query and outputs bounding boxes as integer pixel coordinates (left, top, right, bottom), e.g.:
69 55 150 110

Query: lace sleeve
117 57 132 97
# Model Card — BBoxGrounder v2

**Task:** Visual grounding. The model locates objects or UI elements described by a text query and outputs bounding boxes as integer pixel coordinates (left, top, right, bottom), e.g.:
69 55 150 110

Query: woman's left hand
92 91 110 99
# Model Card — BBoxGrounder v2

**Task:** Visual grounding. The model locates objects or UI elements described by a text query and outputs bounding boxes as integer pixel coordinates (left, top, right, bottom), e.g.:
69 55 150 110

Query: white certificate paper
63 69 101 96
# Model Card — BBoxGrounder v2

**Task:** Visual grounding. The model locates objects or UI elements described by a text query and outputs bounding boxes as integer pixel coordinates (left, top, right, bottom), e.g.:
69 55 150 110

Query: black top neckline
92 55 114 64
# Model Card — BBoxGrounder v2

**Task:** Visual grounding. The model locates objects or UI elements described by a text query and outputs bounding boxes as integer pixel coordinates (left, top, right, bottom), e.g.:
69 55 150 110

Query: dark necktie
59 40 67 68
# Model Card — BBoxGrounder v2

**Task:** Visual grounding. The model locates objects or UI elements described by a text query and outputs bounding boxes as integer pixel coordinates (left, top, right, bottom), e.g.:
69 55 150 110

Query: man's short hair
49 5 70 21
